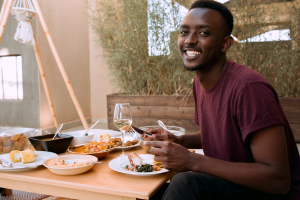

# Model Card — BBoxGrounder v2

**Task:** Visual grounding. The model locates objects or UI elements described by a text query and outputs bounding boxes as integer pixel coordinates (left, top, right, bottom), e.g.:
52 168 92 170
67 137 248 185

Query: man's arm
146 125 290 194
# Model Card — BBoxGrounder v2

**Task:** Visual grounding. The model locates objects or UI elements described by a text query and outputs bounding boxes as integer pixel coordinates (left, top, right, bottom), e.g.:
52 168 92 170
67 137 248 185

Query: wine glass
113 103 132 157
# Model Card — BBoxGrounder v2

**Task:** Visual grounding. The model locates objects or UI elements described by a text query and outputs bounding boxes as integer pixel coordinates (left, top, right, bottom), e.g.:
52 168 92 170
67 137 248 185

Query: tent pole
0 0 13 44
0 0 8 25
31 0 89 130
30 20 59 129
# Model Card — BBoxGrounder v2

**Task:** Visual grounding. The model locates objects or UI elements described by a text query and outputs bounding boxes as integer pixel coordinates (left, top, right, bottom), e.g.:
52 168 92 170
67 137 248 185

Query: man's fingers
150 147 165 156
143 140 166 148
155 134 169 140
148 128 162 135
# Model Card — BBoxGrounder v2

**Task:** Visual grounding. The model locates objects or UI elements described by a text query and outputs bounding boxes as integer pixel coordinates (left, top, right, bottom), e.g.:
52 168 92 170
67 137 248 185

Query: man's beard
183 63 203 71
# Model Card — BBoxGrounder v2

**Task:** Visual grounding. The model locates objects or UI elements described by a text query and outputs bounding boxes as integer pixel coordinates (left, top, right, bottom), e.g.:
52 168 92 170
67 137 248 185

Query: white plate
109 154 168 176
43 154 98 175
0 151 58 171
90 129 122 142
113 135 140 150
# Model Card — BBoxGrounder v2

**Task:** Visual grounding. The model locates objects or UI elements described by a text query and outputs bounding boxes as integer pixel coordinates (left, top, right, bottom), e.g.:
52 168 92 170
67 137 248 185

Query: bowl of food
62 130 95 146
28 134 73 154
68 137 115 159
43 154 98 175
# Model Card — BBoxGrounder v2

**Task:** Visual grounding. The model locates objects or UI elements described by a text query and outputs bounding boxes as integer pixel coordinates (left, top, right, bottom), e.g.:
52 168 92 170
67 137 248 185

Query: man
144 1 300 199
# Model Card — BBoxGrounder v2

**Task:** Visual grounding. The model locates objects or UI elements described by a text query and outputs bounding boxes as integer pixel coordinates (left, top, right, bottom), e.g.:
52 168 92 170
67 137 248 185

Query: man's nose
185 32 198 45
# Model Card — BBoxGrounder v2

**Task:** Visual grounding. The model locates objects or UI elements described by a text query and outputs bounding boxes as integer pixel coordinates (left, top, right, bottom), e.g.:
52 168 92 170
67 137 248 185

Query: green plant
227 0 300 97
87 0 193 95
88 0 300 97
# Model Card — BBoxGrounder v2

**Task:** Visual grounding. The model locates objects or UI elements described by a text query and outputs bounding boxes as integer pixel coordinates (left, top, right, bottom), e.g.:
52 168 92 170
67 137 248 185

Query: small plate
0 151 58 171
67 143 115 159
108 154 168 176
113 136 140 150
43 154 98 175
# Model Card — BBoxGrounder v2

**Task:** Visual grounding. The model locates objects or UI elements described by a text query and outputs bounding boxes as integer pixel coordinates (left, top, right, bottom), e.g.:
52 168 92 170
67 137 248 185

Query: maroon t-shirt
193 60 300 199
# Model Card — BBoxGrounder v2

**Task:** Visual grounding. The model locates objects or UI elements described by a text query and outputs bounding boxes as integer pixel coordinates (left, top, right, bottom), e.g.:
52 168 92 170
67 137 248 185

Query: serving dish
43 154 98 175
67 143 115 159
62 130 95 146
28 134 73 154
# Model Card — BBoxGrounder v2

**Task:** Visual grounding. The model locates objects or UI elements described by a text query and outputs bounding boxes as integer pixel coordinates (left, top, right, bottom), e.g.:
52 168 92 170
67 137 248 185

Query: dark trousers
151 172 284 200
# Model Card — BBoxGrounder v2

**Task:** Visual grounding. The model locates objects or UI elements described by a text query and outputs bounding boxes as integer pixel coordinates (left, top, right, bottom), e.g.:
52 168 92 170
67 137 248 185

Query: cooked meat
132 140 139 145
125 141 133 146
128 152 142 166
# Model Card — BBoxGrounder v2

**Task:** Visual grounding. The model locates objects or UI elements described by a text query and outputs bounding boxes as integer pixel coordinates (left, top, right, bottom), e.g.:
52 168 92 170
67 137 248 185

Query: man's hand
143 140 194 172
146 128 179 143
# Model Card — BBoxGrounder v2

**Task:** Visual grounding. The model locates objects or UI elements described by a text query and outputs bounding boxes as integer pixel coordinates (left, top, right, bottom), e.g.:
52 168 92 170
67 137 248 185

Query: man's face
178 8 227 71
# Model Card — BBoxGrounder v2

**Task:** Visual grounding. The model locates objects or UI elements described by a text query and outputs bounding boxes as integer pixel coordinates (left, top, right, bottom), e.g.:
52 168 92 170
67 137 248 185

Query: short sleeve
193 79 199 125
236 83 284 142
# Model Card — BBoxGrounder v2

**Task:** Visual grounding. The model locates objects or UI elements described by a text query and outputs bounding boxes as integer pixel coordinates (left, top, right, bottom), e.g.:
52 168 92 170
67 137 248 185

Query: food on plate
111 138 122 147
100 134 111 143
83 141 114 153
128 152 143 166
111 138 139 147
152 155 162 166
9 149 39 164
125 153 163 172
125 140 139 146
46 158 93 168
0 133 32 155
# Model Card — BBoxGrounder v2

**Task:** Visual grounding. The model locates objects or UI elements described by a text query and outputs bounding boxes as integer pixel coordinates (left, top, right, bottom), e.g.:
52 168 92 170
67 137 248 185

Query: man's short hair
189 0 234 36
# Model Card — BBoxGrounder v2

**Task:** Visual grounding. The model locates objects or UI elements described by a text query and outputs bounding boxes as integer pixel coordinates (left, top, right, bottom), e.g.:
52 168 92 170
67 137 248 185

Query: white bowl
62 131 95 146
43 154 98 175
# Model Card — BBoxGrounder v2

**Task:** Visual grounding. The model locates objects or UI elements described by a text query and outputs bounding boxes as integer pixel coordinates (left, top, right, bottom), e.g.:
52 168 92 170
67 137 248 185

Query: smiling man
144 1 300 199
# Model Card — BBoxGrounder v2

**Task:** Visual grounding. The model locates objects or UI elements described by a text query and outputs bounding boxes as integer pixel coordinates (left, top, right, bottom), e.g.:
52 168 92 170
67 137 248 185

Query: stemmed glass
113 103 132 157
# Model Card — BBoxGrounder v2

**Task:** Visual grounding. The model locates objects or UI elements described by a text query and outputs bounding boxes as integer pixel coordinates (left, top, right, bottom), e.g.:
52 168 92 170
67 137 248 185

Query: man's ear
221 36 233 53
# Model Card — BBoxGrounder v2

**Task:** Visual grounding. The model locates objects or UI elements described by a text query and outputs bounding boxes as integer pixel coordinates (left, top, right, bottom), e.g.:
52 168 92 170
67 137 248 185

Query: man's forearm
177 132 202 149
187 153 290 195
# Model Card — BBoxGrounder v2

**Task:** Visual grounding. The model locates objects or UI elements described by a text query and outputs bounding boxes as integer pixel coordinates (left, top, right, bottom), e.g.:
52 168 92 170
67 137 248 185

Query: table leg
0 188 12 196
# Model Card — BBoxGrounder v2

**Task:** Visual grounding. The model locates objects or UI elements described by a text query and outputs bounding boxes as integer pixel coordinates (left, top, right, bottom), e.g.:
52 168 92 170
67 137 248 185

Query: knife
131 126 153 138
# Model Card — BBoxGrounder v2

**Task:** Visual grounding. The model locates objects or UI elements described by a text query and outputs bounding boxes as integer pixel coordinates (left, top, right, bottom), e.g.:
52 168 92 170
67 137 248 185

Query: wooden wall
107 95 300 142
279 97 300 142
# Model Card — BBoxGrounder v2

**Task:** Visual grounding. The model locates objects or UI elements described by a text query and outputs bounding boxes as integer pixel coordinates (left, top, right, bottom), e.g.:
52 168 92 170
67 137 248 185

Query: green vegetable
135 164 153 172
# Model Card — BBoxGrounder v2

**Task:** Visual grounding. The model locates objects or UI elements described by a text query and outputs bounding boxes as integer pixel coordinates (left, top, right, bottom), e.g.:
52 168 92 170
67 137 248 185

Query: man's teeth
186 50 201 56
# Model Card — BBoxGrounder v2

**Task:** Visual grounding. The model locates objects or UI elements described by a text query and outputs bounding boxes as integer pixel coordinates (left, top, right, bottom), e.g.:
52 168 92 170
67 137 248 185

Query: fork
122 126 141 140
124 126 136 137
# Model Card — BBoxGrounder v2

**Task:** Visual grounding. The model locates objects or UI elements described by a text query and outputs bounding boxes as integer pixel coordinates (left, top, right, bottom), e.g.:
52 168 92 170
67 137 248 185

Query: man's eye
200 31 209 36
180 30 188 35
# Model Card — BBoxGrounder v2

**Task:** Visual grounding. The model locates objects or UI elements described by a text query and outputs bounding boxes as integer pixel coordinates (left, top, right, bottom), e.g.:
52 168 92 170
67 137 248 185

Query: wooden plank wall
107 95 300 142
107 94 199 134
279 98 300 142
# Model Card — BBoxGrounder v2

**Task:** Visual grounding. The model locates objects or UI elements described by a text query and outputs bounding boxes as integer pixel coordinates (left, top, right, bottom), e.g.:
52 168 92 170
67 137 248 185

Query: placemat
0 190 49 200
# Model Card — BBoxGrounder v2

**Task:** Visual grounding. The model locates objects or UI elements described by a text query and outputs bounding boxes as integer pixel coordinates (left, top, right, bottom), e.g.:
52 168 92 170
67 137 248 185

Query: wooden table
0 147 175 200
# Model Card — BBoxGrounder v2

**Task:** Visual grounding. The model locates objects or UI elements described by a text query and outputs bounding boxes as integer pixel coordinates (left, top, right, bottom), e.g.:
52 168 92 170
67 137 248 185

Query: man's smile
183 49 202 59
